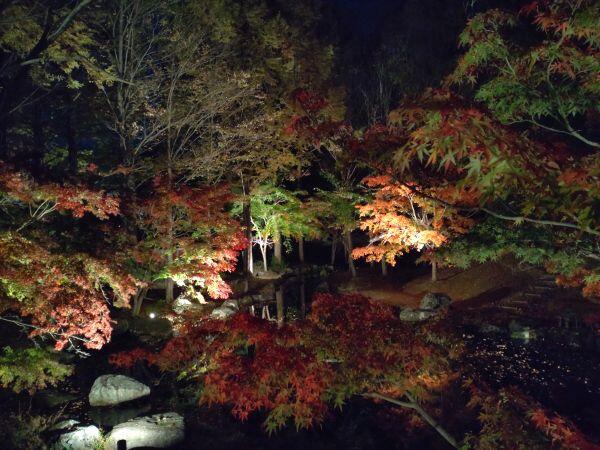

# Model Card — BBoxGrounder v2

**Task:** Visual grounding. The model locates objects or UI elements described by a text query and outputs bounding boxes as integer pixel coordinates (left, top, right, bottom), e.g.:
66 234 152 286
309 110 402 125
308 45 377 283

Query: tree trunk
132 287 148 316
330 236 337 267
381 258 388 276
298 236 305 264
273 231 282 267
345 230 357 278
276 286 284 329
243 198 253 275
260 244 268 272
165 123 174 303
431 260 437 282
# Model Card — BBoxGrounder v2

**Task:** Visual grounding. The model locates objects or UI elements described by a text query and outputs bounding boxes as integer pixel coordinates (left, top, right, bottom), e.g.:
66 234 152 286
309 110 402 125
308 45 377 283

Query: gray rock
88 404 151 427
222 299 239 310
173 296 203 315
254 270 282 280
54 425 101 450
227 277 249 296
51 419 80 431
211 306 236 320
89 374 150 407
399 308 438 322
420 293 452 310
104 412 184 450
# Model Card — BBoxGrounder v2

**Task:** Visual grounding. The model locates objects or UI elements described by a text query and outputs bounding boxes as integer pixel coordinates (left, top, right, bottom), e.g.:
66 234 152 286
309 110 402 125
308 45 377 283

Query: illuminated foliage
383 90 599 296
450 0 600 148
111 293 458 433
353 175 473 265
0 347 73 394
0 163 137 349
133 179 246 300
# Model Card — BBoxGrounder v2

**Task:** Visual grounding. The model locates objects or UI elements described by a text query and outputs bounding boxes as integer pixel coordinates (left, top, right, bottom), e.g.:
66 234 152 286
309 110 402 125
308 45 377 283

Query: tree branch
363 392 459 448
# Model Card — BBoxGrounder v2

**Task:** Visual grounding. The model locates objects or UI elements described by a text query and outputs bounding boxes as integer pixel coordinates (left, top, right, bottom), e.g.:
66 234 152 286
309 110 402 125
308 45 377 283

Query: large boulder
54 425 101 450
89 374 150 407
173 296 203 315
420 293 452 310
104 412 184 450
399 308 438 322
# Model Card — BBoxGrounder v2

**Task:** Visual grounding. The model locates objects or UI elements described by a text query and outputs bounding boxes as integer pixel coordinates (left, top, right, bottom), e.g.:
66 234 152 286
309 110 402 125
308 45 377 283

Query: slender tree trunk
299 271 306 318
243 197 253 275
431 260 437 282
381 258 388 276
165 123 174 303
345 230 357 278
132 286 148 316
298 236 305 264
260 244 268 272
330 235 337 267
276 286 284 329
273 230 282 267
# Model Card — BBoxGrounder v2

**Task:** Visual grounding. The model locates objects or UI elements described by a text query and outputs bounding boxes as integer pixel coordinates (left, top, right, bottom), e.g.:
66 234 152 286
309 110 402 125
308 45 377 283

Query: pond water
462 323 600 440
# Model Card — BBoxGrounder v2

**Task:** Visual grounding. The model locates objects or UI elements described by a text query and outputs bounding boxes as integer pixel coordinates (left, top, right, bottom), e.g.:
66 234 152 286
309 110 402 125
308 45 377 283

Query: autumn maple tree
110 292 461 444
131 179 246 310
449 0 600 149
352 87 600 297
0 163 138 353
353 174 474 280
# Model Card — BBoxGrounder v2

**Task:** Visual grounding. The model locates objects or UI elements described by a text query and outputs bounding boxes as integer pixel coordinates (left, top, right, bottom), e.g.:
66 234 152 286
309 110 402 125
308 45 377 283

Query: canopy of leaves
0 346 73 394
449 1 600 148
110 293 458 432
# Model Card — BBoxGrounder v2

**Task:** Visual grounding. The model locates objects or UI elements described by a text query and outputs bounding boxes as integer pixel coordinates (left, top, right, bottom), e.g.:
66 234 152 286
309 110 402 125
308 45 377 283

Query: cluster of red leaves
465 383 599 450
529 409 600 450
555 269 600 300
110 293 454 431
520 1 593 43
0 233 138 350
0 161 120 219
290 89 328 114
135 179 245 299
347 123 405 158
